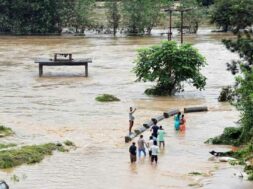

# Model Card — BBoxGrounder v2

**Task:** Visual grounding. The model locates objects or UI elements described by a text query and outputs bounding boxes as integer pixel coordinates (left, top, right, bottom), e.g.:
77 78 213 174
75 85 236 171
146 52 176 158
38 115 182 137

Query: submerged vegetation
0 142 74 169
95 94 120 102
64 140 75 147
0 143 16 149
218 86 234 102
0 125 14 137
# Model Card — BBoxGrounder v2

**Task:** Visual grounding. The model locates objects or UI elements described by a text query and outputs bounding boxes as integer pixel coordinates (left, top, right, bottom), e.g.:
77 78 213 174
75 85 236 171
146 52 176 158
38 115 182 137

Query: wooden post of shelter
165 8 192 43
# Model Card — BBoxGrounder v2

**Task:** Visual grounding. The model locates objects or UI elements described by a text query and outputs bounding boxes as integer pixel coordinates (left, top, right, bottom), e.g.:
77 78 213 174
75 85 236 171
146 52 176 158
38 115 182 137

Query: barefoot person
151 141 159 164
129 142 137 163
129 107 136 135
158 126 165 148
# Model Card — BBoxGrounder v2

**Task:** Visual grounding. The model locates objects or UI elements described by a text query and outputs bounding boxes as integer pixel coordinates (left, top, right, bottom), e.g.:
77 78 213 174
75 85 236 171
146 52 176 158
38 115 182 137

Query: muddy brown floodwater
0 27 252 189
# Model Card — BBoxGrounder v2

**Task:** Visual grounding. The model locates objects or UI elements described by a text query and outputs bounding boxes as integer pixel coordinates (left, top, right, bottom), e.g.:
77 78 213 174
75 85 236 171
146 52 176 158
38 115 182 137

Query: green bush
218 86 234 102
64 140 75 146
0 143 16 149
0 125 14 137
0 143 68 169
206 127 242 146
95 94 120 102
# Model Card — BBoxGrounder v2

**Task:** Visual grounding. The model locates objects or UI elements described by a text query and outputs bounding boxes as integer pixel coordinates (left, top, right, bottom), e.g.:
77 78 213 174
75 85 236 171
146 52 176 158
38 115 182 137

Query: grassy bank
0 142 74 169
0 125 14 137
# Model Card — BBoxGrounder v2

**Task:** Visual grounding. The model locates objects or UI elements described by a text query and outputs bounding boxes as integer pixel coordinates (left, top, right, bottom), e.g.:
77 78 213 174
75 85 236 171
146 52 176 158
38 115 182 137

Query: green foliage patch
64 140 75 146
0 143 16 149
218 86 234 102
134 40 207 96
0 143 69 169
95 94 120 102
206 127 242 146
0 125 14 137
189 172 202 176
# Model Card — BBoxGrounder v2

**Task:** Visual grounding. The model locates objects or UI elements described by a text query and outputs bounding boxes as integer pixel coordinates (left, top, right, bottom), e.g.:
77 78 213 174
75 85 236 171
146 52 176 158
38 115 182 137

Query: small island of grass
0 125 14 137
95 94 120 102
0 142 75 169
0 143 16 149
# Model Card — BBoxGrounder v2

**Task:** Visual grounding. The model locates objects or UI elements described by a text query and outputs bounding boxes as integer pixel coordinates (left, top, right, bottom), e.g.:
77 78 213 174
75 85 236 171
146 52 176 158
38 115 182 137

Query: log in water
184 106 208 113
163 109 180 118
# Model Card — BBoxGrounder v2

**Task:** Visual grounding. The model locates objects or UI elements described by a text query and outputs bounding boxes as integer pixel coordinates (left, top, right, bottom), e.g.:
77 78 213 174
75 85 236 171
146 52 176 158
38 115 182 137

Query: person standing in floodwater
158 126 165 148
129 107 136 135
150 119 159 140
174 112 181 130
137 135 146 158
147 136 154 158
151 141 159 164
180 114 186 131
129 142 137 163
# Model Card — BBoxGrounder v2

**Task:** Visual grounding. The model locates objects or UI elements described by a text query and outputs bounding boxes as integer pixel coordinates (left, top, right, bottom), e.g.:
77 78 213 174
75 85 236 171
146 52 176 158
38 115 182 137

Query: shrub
206 127 242 146
0 125 14 137
0 143 68 169
95 94 120 102
218 86 234 102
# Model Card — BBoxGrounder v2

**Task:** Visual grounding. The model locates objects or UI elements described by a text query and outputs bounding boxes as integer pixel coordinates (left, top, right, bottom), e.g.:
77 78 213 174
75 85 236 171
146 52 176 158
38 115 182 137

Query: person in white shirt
147 136 154 158
151 140 159 164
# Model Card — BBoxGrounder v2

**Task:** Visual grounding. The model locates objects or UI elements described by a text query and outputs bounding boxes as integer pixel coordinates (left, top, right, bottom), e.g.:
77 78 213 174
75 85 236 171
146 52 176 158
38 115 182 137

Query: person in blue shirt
174 112 181 130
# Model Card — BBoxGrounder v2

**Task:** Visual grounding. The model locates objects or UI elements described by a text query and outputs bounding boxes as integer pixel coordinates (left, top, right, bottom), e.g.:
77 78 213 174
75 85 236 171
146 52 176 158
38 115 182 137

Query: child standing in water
129 107 136 135
180 114 186 131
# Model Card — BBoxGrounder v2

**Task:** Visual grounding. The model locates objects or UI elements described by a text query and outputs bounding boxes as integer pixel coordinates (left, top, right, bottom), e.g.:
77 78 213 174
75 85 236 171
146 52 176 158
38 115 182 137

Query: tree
0 0 72 34
222 33 253 143
134 41 207 96
121 0 172 34
196 0 214 7
105 0 121 36
177 0 206 34
210 0 253 33
71 0 96 34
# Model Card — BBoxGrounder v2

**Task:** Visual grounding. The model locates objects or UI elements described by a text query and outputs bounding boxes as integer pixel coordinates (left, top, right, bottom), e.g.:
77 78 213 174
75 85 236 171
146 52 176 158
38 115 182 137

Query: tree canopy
134 41 207 96
210 0 253 33
222 32 253 143
121 0 172 34
0 0 70 34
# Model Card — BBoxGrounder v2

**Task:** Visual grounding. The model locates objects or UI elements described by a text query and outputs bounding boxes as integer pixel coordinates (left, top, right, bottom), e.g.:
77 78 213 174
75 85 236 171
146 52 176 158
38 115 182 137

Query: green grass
0 125 14 137
0 143 16 149
0 143 69 169
95 94 120 102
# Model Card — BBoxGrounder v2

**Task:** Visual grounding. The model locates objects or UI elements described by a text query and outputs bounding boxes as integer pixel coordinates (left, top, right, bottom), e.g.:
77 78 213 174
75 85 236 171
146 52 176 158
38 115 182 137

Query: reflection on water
0 27 251 189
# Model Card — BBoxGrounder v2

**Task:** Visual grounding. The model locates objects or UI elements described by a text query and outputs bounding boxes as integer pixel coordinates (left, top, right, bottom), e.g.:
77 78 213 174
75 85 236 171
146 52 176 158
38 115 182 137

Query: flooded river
0 28 252 189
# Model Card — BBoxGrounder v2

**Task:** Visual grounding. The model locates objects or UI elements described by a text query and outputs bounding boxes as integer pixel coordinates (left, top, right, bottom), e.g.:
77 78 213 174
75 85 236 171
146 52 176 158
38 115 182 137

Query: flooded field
0 28 252 188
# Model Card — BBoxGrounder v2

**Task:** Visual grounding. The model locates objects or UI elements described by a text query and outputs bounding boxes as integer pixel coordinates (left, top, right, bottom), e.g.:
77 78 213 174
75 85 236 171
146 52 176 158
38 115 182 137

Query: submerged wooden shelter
35 53 92 77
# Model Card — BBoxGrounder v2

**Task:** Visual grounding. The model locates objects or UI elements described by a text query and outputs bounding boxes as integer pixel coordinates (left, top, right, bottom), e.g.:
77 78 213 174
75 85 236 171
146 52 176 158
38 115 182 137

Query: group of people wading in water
128 107 186 164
